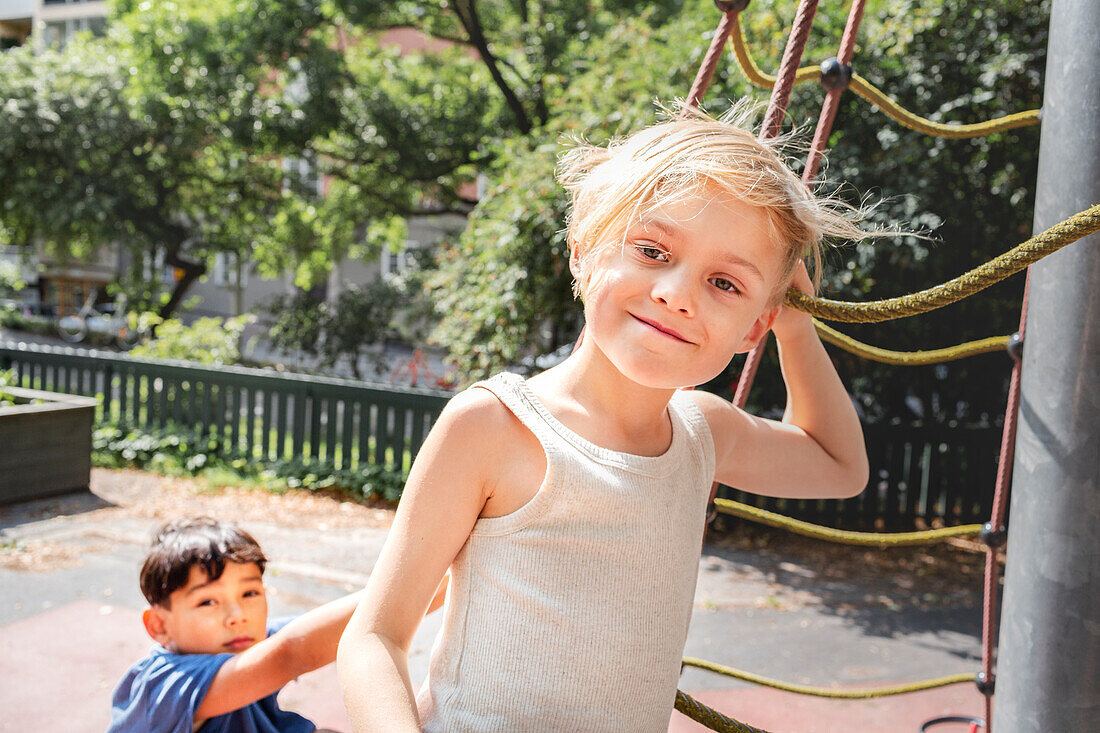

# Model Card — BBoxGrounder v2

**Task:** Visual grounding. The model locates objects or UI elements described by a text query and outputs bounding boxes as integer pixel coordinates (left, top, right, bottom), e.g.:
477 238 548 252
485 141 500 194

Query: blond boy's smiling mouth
631 314 693 344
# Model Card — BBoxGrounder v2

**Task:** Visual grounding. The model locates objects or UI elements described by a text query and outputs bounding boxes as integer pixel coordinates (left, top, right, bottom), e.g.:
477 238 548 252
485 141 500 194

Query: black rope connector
714 0 751 12
979 522 1007 549
1007 332 1024 362
820 57 853 91
975 671 995 696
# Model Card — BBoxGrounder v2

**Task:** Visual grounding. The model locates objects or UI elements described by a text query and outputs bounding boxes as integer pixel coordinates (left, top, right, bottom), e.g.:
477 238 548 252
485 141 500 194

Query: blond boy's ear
568 241 589 301
142 607 171 647
568 242 583 280
736 306 780 353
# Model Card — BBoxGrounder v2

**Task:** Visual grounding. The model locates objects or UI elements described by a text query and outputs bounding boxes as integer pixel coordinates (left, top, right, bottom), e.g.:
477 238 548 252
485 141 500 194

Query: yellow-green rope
675 690 772 733
731 14 818 88
815 320 1009 365
847 76 1040 138
714 498 982 546
730 14 1040 138
786 204 1100 323
683 658 974 699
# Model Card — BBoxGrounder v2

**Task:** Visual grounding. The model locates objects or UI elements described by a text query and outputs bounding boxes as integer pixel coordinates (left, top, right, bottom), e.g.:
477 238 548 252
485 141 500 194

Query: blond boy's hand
769 261 815 344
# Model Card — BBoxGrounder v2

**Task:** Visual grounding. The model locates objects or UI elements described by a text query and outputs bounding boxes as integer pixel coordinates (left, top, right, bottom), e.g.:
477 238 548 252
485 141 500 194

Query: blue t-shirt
107 617 315 733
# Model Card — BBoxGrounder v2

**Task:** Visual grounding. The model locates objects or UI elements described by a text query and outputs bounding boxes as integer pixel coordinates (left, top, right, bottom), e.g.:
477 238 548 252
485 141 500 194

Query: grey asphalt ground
0 474 990 732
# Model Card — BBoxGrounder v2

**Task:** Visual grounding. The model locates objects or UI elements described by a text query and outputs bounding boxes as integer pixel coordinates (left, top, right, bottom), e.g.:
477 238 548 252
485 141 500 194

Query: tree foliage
426 0 1050 425
1 0 1053 423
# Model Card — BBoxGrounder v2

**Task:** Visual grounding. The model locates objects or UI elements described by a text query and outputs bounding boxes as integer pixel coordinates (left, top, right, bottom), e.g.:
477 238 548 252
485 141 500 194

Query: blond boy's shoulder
443 378 518 428
683 388 739 419
436 379 538 455
429 378 544 508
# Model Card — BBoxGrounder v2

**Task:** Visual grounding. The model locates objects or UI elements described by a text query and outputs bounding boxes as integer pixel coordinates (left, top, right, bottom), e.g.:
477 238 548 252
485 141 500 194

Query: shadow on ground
0 489 115 533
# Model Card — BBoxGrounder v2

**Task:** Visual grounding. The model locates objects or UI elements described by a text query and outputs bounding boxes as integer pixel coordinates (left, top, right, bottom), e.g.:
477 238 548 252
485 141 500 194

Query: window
213 252 248 288
40 15 106 49
141 249 175 285
282 156 321 197
381 240 419 276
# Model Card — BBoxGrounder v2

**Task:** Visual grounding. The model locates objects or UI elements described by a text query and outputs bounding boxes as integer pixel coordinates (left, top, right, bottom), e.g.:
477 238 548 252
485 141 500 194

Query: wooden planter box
0 387 98 504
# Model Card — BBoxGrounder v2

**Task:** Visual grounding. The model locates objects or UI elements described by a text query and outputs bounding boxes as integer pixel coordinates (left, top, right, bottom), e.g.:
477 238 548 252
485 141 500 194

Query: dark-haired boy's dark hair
139 517 267 608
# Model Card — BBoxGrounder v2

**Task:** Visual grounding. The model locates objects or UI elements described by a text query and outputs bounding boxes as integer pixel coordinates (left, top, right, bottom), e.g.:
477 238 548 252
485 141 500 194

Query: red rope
804 0 867 182
682 11 738 113
760 0 821 139
978 274 1030 733
732 0 821 408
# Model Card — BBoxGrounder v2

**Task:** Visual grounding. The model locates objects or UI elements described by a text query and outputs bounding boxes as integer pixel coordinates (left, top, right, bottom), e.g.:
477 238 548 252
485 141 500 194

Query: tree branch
161 246 207 319
450 0 532 134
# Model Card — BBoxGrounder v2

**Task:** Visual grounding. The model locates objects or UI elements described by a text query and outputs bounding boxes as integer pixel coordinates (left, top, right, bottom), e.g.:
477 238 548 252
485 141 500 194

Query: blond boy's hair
557 103 872 304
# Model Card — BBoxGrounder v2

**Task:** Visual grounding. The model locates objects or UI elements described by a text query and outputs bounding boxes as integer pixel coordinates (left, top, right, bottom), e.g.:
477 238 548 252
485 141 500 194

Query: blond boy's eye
636 244 669 261
711 277 739 293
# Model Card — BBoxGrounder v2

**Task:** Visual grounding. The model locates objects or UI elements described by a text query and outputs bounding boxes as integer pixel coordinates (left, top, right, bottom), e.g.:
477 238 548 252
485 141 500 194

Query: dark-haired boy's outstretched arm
195 590 365 721
195 576 446 723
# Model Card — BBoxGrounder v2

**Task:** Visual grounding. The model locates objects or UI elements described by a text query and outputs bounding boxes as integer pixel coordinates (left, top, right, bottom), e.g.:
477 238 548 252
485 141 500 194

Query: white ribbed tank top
416 372 715 732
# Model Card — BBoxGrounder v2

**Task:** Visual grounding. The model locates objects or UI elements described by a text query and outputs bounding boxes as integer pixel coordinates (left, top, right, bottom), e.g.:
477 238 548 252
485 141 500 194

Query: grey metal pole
993 0 1100 730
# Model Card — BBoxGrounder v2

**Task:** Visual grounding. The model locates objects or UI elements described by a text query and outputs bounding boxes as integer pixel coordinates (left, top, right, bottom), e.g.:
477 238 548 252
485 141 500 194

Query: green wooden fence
1 341 1001 529
0 342 451 471
719 420 1003 531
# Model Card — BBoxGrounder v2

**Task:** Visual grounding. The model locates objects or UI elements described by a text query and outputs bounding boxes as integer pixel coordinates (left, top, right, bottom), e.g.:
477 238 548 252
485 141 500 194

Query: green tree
266 277 409 379
0 0 362 317
1 0 1052 426
427 0 1049 426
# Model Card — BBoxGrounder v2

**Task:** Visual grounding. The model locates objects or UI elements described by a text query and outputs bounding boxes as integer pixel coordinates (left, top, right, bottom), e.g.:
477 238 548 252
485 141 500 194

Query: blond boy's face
143 561 268 656
575 190 783 389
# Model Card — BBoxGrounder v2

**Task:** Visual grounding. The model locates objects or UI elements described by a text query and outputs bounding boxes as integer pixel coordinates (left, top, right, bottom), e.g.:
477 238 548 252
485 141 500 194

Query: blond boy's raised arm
697 264 868 500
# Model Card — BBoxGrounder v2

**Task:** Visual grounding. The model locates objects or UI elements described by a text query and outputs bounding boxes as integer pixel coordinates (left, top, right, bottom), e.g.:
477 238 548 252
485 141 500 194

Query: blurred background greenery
0 0 1049 425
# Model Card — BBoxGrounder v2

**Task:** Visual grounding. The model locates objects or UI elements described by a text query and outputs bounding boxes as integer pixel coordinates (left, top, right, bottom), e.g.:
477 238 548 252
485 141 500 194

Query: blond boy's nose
652 275 694 315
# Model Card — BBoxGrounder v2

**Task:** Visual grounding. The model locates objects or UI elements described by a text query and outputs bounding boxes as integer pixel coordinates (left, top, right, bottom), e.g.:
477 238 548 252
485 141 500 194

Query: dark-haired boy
108 517 443 733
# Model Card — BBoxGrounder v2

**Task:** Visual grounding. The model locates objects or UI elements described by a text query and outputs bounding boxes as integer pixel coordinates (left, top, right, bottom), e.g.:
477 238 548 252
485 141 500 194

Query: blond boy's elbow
842 458 870 499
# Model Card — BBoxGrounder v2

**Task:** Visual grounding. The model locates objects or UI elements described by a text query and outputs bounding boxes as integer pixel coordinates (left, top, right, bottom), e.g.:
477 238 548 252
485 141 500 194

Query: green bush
92 422 407 502
0 303 54 337
265 276 411 379
0 259 25 296
129 314 253 365
0 368 15 406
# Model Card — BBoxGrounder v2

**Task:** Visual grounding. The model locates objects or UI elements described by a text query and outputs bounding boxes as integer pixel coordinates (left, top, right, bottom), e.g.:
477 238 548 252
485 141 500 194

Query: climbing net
669 2 1099 732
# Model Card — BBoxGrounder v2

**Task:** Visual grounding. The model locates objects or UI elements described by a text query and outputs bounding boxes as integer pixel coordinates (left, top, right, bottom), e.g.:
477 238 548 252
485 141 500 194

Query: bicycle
57 290 141 350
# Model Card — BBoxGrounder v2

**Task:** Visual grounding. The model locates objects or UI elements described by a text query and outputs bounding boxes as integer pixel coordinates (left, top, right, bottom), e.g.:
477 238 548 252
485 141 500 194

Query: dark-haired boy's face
143 561 267 655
